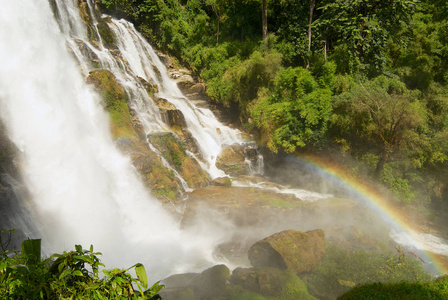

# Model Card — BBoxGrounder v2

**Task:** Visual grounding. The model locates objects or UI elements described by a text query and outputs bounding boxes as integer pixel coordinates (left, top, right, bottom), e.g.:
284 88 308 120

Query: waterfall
107 19 247 179
0 0 234 279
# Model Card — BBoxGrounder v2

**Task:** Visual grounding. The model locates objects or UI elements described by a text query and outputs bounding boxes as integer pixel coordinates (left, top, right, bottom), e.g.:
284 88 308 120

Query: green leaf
73 270 84 277
22 239 41 264
59 268 71 280
134 263 148 289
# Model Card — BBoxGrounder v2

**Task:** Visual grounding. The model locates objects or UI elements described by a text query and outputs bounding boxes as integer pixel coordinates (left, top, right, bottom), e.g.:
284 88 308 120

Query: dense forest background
100 0 448 211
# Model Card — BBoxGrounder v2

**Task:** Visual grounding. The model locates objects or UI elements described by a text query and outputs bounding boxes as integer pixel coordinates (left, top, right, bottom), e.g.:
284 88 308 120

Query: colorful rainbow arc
294 153 448 275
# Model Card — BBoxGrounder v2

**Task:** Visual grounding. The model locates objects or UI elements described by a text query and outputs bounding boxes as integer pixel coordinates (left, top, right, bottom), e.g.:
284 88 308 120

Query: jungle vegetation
99 0 448 207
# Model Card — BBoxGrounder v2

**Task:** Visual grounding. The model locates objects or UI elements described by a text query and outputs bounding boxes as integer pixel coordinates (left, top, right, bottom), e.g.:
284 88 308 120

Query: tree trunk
306 0 316 68
374 151 388 180
308 0 315 52
262 0 268 50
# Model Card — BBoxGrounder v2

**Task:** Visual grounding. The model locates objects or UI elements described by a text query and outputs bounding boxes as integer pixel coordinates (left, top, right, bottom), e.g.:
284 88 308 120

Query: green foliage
207 50 282 110
316 0 418 75
306 243 433 300
0 238 164 299
102 0 448 205
251 66 333 152
338 275 448 299
331 76 427 178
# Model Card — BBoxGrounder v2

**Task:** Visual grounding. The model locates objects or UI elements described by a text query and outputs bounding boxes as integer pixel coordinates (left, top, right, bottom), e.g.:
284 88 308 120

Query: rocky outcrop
148 132 209 188
87 69 135 139
229 267 317 300
153 97 187 129
248 229 326 274
215 144 250 176
215 143 262 176
211 177 232 187
160 264 230 300
86 70 186 202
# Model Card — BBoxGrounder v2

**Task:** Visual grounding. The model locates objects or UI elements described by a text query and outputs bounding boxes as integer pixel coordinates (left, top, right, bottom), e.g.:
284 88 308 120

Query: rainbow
293 153 448 275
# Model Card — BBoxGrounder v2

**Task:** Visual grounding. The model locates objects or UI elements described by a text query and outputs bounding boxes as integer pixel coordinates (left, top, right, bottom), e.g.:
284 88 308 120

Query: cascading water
0 0 231 279
108 19 247 179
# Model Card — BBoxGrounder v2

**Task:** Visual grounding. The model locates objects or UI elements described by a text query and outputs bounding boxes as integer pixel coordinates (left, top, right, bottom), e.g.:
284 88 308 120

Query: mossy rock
215 144 250 176
78 0 91 26
87 71 182 201
148 132 209 188
96 17 116 48
337 281 447 300
118 138 180 202
248 229 326 274
87 69 136 139
161 265 231 300
229 267 317 300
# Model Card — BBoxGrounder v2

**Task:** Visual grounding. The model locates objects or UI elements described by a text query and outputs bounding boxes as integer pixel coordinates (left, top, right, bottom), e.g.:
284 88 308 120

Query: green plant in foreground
0 237 164 299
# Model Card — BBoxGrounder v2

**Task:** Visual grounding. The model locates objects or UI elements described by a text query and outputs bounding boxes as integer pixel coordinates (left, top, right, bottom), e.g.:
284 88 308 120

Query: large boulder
160 264 230 300
215 144 249 176
215 144 263 176
153 97 187 129
248 229 326 274
229 267 317 300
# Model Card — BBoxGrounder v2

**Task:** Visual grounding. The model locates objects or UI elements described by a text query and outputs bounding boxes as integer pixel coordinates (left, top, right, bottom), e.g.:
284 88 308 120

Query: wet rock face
215 144 262 176
87 69 136 139
211 176 232 187
154 97 188 129
215 144 250 176
147 132 210 189
248 229 326 274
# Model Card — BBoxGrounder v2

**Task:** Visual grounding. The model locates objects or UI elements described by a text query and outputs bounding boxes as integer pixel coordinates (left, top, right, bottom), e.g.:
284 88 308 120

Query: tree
331 76 427 179
316 0 418 74
251 65 333 153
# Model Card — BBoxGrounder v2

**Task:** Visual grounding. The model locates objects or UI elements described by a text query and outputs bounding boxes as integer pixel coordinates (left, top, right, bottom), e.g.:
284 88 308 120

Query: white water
108 19 246 179
0 0 229 279
390 230 448 256
232 181 333 202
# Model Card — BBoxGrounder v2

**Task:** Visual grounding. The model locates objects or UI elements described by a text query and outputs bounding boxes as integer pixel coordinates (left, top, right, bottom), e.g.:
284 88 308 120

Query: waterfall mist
0 0 228 279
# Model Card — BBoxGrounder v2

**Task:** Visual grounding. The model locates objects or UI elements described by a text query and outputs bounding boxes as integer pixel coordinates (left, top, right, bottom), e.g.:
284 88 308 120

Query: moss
224 285 269 300
96 18 116 48
338 281 447 300
148 162 179 201
148 133 209 188
87 70 136 139
78 1 91 26
306 243 433 300
273 272 318 300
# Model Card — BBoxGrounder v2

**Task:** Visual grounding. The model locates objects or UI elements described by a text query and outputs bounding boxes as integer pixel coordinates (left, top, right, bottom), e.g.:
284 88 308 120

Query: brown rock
248 229 326 274
215 144 250 176
211 177 232 187
153 97 187 129
160 265 230 300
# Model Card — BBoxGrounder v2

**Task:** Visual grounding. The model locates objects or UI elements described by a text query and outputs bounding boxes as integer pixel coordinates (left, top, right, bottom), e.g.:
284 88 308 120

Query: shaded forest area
100 0 448 211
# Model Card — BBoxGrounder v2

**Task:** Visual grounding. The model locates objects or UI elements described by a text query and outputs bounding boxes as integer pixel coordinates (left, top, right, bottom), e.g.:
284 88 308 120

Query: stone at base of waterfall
153 97 188 129
211 176 232 187
248 229 326 274
160 264 230 300
215 144 250 176
229 267 317 300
